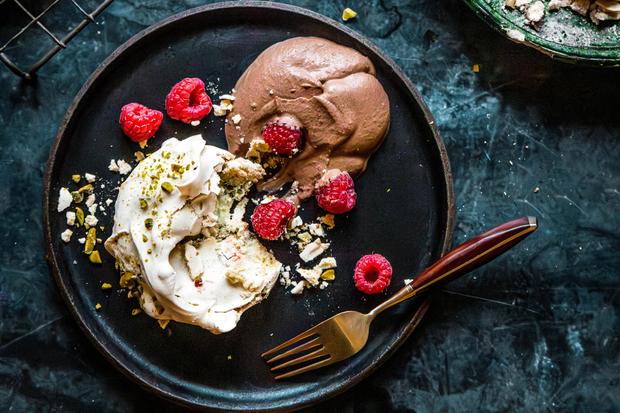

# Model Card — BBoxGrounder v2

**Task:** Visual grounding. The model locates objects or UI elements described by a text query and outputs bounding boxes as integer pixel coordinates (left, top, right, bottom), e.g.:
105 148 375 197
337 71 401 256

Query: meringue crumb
213 105 227 116
231 114 242 125
109 159 132 175
290 281 305 295
57 187 72 212
85 215 98 227
134 151 145 161
190 120 200 126
289 215 303 229
85 173 96 183
66 211 76 226
60 229 73 242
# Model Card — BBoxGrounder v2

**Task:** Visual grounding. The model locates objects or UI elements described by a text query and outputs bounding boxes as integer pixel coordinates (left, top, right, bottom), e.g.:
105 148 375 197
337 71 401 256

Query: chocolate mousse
225 36 390 201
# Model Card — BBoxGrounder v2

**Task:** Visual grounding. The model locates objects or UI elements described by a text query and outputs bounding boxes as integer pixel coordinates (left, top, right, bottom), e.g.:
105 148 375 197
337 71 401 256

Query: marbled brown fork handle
369 216 538 317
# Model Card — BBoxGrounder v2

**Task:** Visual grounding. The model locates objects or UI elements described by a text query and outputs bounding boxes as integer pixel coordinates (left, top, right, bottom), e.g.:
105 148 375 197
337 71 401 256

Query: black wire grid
0 0 112 79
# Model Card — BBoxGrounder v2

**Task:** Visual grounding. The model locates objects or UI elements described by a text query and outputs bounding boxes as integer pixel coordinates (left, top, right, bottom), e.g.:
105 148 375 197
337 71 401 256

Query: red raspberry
262 122 302 155
165 77 213 123
119 103 163 143
353 254 393 294
315 171 357 214
251 199 297 240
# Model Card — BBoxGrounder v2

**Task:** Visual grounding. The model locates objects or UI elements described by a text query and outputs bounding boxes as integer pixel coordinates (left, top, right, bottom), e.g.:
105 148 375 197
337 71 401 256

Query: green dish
464 0 620 65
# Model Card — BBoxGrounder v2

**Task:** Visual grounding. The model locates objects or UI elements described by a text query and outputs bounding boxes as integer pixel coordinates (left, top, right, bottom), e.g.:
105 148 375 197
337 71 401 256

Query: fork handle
368 216 538 318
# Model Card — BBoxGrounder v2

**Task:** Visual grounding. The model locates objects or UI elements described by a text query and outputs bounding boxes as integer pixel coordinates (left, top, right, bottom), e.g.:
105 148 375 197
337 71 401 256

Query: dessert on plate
104 134 281 334
225 36 390 202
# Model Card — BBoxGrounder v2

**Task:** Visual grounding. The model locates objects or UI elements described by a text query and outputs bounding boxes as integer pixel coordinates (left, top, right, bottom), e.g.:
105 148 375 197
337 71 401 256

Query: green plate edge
463 0 620 66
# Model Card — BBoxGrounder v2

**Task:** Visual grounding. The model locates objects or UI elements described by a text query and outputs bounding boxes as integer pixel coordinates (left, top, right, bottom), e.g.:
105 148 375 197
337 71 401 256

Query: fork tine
270 347 328 372
261 327 320 358
274 357 334 380
265 337 322 364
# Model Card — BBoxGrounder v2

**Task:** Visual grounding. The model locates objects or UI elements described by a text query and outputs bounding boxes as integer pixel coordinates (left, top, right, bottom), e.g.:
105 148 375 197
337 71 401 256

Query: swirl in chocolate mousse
225 36 390 201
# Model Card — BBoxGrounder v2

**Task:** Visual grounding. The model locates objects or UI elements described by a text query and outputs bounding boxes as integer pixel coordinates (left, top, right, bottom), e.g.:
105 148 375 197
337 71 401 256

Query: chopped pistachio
101 282 112 290
119 271 135 288
158 319 170 329
342 7 357 21
71 191 84 203
320 269 336 280
75 207 85 226
131 308 142 316
144 218 154 230
321 214 336 229
71 174 81 183
161 181 174 193
78 183 93 193
95 303 102 310
139 198 148 209
84 227 97 254
142 234 148 242
89 250 102 264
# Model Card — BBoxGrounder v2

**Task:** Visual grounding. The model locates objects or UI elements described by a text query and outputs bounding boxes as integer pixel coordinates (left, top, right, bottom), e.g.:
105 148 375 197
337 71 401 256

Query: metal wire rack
0 0 112 80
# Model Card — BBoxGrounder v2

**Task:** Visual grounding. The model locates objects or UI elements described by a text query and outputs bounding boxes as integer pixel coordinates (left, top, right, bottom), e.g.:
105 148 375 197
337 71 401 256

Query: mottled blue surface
0 0 619 412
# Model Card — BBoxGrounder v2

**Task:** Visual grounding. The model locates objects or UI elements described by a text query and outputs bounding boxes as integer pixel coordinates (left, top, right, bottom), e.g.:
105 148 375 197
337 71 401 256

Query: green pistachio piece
144 218 153 230
71 191 84 203
119 271 135 288
75 207 85 226
139 198 148 209
161 182 174 193
78 184 93 193
72 175 81 183
89 250 102 264
84 227 96 254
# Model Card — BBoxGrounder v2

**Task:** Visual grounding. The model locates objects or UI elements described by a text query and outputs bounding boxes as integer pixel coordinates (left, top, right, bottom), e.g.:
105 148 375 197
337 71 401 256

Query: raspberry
251 199 297 240
315 171 357 214
353 254 393 294
262 122 302 155
119 103 163 143
165 77 212 123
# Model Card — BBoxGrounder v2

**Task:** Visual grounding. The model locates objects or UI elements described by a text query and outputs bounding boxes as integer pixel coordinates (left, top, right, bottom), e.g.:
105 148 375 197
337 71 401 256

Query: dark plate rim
463 0 620 66
42 1 456 411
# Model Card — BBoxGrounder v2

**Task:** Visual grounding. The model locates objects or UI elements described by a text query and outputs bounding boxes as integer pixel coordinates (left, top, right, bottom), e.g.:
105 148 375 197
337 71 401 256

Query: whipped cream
105 135 282 334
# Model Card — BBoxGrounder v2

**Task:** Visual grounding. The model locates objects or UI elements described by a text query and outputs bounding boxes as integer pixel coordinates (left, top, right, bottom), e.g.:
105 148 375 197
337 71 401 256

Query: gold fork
262 216 538 379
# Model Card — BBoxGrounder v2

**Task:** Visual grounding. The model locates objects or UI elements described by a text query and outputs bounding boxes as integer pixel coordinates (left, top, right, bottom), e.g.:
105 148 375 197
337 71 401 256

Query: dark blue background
0 1 618 411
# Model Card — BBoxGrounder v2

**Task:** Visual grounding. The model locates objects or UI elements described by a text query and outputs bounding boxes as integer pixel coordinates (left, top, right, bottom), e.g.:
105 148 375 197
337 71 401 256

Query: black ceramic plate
43 2 454 411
